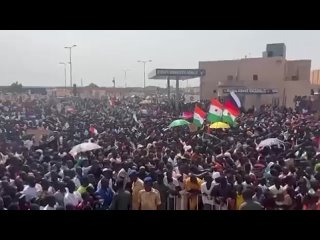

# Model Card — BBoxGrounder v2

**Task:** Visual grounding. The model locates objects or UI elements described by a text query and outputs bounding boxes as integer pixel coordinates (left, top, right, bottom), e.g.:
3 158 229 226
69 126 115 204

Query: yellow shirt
138 188 161 210
77 184 93 195
236 194 244 210
184 177 203 191
132 178 144 210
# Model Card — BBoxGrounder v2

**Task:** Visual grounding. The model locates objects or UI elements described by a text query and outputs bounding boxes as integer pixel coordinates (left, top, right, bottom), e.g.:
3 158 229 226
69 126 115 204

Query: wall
311 70 320 85
285 60 311 81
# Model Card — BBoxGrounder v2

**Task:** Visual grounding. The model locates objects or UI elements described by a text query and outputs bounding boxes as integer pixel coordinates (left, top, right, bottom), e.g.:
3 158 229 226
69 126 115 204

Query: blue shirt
96 188 114 207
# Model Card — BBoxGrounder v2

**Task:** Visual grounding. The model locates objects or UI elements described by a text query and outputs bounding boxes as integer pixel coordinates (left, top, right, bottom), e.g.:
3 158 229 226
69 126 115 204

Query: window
227 75 233 81
291 76 298 81
253 74 258 81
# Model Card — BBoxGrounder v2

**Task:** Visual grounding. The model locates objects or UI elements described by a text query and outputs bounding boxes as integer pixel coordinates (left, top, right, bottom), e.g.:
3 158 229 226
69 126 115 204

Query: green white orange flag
207 99 223 123
222 91 241 126
193 105 206 128
222 107 238 126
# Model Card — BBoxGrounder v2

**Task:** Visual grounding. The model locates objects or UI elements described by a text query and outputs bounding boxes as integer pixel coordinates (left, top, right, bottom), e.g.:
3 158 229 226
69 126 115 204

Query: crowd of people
1 93 320 210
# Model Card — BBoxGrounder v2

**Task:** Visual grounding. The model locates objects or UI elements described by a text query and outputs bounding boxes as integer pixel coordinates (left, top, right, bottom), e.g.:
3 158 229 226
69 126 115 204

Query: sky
0 30 319 88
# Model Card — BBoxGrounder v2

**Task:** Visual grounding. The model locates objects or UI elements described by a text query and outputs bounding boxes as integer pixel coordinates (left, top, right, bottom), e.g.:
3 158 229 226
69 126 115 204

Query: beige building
199 44 316 109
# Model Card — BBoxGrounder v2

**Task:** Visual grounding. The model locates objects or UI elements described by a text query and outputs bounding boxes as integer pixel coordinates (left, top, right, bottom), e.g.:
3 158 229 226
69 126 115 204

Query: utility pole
64 45 77 87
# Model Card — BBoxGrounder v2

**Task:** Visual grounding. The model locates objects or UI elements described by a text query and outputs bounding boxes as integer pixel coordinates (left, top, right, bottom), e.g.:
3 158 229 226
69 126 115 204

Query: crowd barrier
165 194 231 210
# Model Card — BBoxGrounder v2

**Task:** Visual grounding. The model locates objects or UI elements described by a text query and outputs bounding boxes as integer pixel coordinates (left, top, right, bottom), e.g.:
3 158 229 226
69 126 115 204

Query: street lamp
137 60 152 89
123 69 130 88
64 45 77 87
59 62 67 96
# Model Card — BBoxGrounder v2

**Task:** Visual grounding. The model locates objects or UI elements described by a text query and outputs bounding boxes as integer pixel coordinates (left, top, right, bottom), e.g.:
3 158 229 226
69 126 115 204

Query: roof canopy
148 69 205 80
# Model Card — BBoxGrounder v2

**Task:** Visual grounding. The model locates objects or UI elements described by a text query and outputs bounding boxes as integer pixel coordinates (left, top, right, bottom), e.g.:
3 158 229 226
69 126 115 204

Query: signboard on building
222 88 278 94
149 69 206 80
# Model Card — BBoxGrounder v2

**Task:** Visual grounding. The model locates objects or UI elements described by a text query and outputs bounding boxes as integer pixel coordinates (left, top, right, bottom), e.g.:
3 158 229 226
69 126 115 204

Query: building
311 70 320 86
199 43 316 109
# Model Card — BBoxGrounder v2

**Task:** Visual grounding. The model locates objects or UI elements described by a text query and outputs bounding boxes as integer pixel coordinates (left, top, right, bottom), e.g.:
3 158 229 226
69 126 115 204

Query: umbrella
169 119 190 128
209 122 230 129
257 138 285 151
69 142 102 156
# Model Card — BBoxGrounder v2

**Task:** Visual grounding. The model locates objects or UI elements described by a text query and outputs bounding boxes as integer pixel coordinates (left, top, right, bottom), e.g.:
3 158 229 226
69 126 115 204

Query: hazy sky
0 30 319 88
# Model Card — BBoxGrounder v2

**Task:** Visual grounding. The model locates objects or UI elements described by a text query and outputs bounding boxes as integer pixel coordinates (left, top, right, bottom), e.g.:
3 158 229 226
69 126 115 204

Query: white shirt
82 166 91 176
212 171 221 181
97 178 114 192
64 190 82 207
73 177 81 189
163 176 179 198
22 185 39 202
117 168 130 187
201 182 215 205
168 157 177 167
269 185 285 196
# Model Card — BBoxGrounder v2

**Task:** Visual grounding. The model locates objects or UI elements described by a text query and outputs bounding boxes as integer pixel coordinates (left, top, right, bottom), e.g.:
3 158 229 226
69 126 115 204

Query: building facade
199 44 315 109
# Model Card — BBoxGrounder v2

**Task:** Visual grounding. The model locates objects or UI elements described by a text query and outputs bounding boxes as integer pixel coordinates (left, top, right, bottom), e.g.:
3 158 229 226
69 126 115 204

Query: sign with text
156 69 205 77
222 88 278 94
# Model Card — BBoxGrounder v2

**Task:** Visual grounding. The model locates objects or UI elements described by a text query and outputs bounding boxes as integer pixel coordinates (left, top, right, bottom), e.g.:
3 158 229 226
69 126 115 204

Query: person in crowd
109 180 132 210
201 174 215 210
153 172 169 210
137 177 161 210
129 170 144 210
163 170 180 210
95 177 113 209
64 181 82 207
185 174 203 210
42 195 57 210
22 175 39 202
239 187 264 210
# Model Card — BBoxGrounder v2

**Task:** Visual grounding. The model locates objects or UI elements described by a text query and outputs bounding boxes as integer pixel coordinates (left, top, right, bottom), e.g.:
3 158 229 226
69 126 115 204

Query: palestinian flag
207 99 223 123
193 105 206 128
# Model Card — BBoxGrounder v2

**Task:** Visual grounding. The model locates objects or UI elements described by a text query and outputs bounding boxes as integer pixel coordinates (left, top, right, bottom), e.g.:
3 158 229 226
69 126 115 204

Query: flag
89 126 98 136
207 99 223 123
224 91 241 115
222 107 238 126
222 92 241 126
182 112 193 119
193 105 206 128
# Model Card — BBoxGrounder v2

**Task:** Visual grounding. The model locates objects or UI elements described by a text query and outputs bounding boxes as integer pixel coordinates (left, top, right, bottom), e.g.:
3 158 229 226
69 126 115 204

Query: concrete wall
311 70 320 85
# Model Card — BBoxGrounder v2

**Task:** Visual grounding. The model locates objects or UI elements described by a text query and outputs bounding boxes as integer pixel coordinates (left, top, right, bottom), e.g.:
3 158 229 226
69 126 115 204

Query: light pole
64 45 77 87
137 60 152 89
123 69 130 88
59 62 67 96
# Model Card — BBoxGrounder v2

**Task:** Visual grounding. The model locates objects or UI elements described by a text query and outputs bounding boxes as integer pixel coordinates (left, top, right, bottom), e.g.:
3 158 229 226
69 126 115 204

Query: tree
9 82 23 93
